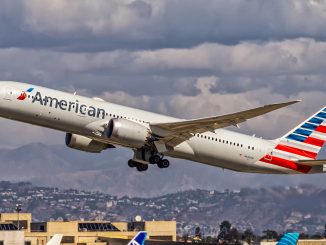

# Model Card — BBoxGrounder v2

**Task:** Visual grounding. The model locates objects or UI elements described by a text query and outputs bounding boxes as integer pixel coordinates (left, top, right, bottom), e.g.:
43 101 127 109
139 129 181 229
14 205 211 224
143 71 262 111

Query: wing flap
297 159 326 166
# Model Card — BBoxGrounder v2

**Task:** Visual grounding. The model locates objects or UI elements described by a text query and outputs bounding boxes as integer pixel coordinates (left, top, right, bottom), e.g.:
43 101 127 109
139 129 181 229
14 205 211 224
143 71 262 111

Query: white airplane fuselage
0 81 324 174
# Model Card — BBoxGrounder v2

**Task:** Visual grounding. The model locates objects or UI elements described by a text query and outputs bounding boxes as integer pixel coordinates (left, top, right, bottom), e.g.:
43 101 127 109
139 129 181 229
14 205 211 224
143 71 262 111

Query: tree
220 220 232 233
243 229 255 245
195 226 202 238
262 230 278 241
324 224 326 239
217 220 232 244
229 227 241 245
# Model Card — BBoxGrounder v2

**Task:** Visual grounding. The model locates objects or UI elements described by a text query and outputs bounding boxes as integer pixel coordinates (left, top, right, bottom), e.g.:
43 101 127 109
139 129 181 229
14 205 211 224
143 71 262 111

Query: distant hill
0 143 325 197
0 181 325 235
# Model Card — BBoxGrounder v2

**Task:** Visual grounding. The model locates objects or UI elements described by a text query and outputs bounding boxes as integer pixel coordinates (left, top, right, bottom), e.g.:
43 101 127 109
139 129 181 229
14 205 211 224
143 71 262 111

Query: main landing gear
128 159 149 172
128 155 170 172
149 155 170 168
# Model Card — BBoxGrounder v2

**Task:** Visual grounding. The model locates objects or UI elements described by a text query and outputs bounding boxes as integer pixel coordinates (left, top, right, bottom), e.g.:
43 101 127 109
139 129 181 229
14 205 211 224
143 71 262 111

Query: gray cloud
1 0 326 51
1 38 326 97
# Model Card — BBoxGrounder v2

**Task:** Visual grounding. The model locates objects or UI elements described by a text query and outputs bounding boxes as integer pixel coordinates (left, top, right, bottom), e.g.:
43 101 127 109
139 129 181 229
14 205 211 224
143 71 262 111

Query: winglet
277 232 300 245
46 234 63 245
128 231 147 245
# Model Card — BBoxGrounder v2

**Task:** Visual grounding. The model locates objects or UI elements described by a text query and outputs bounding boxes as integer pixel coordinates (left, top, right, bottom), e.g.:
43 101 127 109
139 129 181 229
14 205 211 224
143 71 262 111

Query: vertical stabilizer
46 234 63 245
276 106 326 160
276 232 300 245
128 231 147 245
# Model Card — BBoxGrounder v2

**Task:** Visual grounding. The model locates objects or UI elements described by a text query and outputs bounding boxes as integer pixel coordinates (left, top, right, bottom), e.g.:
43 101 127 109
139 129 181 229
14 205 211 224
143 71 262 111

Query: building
0 213 176 245
0 230 24 245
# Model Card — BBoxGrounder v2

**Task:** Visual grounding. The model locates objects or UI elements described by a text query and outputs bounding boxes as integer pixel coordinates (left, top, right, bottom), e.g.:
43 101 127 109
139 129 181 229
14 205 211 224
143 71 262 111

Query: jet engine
106 118 149 148
65 133 111 153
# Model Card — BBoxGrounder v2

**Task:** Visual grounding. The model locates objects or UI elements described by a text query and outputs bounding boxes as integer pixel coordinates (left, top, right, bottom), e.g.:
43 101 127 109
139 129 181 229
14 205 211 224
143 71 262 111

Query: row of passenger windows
194 133 255 150
110 114 149 124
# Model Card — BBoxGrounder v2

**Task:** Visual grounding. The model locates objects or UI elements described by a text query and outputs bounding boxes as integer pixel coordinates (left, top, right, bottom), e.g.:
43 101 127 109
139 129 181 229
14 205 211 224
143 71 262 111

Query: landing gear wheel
128 159 135 168
136 164 148 172
161 159 170 168
157 159 169 168
149 155 161 165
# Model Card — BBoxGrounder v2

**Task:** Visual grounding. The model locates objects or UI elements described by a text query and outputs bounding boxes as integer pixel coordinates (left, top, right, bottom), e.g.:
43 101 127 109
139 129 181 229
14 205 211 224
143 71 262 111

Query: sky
0 0 326 190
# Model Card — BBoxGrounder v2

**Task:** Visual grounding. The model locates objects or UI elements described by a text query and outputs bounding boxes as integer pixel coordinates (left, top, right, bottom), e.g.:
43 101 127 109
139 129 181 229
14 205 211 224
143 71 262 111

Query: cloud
1 0 326 51
0 38 321 96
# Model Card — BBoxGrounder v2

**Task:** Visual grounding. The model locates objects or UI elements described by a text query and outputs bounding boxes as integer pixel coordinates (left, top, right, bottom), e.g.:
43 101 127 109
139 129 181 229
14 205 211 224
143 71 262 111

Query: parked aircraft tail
46 234 63 245
276 232 300 245
128 231 147 245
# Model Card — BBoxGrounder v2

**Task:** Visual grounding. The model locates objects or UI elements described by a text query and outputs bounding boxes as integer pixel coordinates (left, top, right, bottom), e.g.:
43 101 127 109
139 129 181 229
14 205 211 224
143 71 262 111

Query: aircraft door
263 148 273 161
2 87 14 101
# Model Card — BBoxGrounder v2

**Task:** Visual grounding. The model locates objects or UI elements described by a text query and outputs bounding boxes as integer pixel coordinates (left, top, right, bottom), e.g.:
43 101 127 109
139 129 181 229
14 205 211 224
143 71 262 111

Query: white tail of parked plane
128 231 147 245
46 234 63 245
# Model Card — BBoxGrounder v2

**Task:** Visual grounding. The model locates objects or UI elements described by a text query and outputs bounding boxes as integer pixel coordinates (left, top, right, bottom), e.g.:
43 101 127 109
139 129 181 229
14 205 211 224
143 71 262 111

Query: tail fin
46 234 63 245
276 106 326 160
128 231 147 245
277 232 300 245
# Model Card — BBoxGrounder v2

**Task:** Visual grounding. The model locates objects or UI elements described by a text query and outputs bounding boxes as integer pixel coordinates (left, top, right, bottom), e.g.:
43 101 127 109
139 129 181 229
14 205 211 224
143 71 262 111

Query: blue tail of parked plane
277 232 300 245
128 231 147 245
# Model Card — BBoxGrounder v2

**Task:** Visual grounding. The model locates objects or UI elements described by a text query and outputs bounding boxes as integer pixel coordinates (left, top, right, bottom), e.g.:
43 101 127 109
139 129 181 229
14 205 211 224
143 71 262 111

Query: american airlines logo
17 87 34 100
28 91 106 119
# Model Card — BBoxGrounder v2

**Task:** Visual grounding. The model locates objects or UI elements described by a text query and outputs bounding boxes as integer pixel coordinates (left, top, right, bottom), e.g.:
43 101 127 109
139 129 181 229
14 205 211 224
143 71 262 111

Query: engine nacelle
107 118 149 148
65 133 110 153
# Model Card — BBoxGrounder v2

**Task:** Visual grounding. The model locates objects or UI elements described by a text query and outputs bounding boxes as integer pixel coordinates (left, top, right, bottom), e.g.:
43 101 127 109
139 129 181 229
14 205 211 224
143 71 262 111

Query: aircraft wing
296 159 326 166
150 100 300 147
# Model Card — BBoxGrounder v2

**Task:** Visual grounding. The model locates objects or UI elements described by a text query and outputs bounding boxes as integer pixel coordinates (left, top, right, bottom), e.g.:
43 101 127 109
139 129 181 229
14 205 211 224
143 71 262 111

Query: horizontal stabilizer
296 159 326 166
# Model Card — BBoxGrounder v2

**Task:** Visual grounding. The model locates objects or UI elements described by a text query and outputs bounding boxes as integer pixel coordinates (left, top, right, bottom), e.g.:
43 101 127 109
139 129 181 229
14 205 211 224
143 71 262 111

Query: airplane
128 231 147 245
277 232 300 245
0 81 326 174
46 234 63 245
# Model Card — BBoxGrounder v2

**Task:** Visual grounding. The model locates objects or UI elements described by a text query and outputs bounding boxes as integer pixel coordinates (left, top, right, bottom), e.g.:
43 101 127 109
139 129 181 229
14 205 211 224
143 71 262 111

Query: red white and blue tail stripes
281 107 326 155
259 106 326 174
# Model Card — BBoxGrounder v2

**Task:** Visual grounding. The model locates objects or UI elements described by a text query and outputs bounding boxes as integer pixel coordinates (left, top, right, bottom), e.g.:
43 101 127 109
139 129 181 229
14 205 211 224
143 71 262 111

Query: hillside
0 143 325 197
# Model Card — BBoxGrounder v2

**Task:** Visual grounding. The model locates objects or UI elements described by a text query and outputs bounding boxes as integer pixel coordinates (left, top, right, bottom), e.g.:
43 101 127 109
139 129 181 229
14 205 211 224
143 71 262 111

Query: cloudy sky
0 0 326 190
